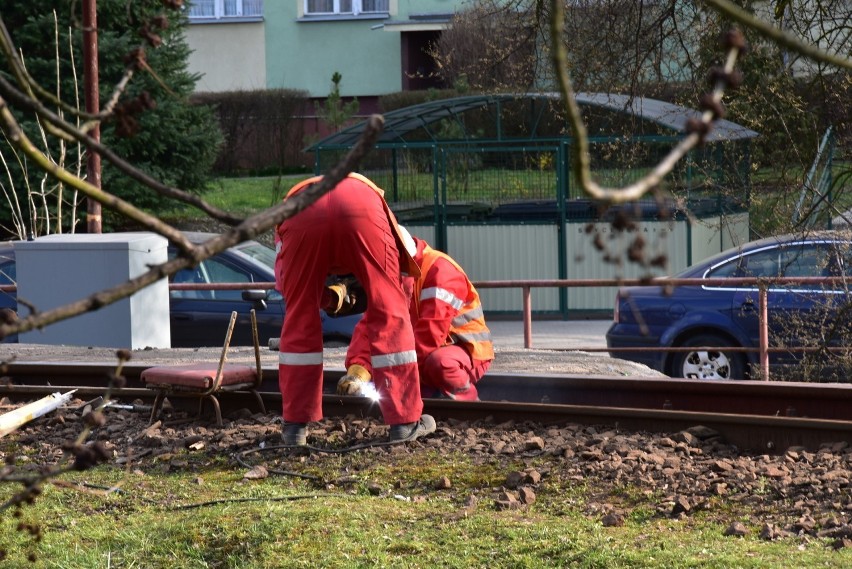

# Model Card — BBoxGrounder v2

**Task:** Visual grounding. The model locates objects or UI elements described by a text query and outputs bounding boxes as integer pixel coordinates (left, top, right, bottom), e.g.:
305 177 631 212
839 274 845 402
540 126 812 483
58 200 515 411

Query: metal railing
472 276 852 381
167 275 852 380
6 275 851 380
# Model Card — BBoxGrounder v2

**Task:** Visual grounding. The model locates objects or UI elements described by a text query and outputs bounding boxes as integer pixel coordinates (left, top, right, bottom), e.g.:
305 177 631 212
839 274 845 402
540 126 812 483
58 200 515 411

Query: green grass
3 453 851 568
161 175 311 219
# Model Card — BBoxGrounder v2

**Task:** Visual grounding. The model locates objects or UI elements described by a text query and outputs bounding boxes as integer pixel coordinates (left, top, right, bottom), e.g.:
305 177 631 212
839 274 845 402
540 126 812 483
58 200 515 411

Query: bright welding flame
359 381 381 402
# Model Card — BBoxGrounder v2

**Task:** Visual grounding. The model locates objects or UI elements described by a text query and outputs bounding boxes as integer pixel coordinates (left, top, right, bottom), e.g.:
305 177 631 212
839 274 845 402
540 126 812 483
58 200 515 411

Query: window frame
703 240 852 294
188 0 264 21
303 0 389 17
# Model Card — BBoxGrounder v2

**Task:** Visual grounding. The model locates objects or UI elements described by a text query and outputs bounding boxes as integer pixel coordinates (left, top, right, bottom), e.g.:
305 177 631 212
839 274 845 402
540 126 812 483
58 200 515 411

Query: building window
189 0 263 19
305 0 388 16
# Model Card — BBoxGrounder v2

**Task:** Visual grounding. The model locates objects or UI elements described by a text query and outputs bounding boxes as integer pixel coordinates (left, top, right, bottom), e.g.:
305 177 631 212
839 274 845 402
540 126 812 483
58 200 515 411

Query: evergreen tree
0 0 223 232
315 72 360 132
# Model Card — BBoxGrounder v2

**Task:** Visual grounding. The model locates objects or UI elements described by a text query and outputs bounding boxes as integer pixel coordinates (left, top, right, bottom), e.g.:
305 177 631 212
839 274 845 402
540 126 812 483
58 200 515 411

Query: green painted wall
265 0 467 97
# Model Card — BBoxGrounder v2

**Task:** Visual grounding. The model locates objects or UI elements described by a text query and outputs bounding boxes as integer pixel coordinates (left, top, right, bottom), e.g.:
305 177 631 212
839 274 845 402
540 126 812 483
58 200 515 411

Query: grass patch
161 175 310 219
2 454 850 568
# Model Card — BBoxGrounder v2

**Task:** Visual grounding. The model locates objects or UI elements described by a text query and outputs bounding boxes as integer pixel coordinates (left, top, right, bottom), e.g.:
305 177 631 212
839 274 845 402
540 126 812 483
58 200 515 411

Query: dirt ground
3 378 852 547
4 342 852 547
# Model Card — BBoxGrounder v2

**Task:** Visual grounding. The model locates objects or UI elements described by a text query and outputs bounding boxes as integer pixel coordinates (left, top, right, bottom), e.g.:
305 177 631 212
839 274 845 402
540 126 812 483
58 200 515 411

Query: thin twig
0 72 242 227
171 494 352 511
548 0 743 204
702 0 852 71
0 114 385 339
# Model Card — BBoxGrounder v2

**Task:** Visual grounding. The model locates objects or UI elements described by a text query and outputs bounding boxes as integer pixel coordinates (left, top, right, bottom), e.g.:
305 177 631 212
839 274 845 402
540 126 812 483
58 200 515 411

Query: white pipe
0 390 78 438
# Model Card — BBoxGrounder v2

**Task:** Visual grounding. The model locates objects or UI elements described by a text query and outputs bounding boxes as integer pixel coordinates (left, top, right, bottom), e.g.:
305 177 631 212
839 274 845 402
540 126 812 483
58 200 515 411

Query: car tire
671 334 746 380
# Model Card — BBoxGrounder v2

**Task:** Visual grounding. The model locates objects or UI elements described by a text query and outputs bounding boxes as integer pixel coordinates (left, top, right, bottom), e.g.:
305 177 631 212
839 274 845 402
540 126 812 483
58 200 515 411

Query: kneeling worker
339 228 494 401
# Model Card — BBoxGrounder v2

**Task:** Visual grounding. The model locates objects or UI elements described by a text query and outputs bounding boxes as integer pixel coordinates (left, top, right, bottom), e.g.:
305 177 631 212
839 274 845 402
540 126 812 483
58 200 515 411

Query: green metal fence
314 135 752 250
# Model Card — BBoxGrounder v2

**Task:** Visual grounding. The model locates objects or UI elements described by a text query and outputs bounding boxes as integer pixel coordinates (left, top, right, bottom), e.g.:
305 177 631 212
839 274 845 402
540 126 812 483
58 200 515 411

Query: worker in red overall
274 173 435 446
339 228 494 401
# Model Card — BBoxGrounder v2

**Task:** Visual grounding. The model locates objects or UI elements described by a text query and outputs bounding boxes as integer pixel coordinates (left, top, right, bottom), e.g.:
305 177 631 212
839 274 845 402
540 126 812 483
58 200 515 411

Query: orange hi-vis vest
414 244 494 362
283 173 420 279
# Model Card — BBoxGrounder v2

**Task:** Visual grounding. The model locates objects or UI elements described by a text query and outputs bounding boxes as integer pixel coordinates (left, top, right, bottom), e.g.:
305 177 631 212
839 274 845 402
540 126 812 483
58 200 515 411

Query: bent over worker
274 173 435 445
339 229 494 401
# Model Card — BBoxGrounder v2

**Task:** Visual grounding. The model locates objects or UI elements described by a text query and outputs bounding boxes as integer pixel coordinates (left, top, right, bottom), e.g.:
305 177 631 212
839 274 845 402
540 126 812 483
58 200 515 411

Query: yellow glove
336 364 371 396
325 282 348 314
324 278 362 317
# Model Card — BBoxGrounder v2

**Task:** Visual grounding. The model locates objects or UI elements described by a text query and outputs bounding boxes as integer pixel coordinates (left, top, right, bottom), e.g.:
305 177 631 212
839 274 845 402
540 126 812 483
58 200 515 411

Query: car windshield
234 241 276 269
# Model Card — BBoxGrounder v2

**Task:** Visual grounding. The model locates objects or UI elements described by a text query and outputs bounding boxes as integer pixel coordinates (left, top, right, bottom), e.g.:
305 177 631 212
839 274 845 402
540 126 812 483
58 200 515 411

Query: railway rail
3 361 852 452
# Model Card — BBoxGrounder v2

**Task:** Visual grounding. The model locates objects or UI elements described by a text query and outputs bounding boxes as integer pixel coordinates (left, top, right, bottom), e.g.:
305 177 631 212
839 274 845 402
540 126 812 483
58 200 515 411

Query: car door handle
740 298 757 312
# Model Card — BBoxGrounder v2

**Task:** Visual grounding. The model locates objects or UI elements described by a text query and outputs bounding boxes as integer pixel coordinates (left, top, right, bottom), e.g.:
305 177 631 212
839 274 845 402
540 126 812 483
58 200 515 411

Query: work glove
336 364 371 396
324 277 367 317
324 280 351 315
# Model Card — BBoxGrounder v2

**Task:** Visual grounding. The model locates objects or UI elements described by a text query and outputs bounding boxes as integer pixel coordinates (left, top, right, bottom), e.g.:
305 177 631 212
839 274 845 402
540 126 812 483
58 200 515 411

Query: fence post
523 285 532 349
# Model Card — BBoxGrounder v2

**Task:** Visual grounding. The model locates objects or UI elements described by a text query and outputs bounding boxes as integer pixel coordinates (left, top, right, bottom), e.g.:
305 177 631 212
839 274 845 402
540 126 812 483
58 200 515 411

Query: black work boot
282 422 307 446
388 414 436 442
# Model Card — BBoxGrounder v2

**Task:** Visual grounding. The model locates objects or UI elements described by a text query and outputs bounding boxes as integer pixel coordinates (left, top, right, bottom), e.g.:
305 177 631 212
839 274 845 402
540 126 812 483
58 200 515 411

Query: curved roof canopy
309 92 758 150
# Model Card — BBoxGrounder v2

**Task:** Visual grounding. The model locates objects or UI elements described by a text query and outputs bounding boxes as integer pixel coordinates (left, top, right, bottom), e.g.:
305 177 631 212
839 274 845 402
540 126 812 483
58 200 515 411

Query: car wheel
672 335 746 380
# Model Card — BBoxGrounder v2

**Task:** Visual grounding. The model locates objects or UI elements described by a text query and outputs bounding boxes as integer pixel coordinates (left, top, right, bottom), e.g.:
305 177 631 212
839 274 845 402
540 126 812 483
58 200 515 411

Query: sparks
359 381 381 402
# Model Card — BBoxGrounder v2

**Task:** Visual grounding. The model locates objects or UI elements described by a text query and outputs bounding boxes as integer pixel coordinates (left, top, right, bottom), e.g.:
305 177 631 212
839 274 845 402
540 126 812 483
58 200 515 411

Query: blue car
0 242 17 342
0 233 361 347
169 232 362 347
606 231 852 380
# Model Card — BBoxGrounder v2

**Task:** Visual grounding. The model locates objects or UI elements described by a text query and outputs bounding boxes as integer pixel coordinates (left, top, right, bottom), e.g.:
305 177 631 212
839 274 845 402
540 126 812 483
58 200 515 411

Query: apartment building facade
186 0 462 105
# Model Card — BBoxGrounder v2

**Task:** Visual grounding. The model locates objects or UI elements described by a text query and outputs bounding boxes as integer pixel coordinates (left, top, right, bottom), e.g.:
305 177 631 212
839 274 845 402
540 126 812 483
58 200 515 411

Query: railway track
3 361 852 452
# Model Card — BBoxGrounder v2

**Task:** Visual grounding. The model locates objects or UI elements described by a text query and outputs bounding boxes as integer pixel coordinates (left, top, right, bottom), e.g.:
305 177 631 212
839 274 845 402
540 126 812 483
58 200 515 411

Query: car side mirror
242 289 268 310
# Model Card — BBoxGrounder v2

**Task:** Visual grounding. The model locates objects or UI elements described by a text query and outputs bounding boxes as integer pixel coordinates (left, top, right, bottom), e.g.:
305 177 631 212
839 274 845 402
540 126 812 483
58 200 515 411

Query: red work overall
347 236 494 401
275 174 423 425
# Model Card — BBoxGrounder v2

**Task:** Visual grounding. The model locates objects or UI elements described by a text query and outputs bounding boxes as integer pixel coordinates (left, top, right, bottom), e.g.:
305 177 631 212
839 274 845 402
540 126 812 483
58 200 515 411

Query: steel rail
2 383 849 453
3 362 852 452
7 362 852 420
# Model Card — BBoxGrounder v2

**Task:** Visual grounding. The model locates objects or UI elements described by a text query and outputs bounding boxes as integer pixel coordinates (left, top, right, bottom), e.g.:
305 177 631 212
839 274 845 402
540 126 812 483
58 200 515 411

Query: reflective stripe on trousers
276 177 423 424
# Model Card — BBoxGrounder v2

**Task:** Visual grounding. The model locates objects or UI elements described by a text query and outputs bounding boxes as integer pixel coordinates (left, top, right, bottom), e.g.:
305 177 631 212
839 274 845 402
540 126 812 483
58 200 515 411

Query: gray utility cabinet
16 232 171 349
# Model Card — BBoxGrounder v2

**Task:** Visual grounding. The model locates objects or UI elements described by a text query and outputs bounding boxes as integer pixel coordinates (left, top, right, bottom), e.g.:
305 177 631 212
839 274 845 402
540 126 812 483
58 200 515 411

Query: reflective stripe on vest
451 330 493 344
452 305 485 327
279 351 324 366
415 246 494 362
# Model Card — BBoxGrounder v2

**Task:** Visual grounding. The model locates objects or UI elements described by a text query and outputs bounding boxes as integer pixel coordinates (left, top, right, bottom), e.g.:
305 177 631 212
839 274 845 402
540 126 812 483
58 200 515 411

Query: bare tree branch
0 72 243 227
0 96 195 249
549 0 745 203
0 114 385 340
703 0 852 71
0 14 138 126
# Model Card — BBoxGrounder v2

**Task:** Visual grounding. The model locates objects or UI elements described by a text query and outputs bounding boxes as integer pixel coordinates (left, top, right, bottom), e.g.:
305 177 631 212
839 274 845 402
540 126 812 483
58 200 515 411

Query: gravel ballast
3 343 852 547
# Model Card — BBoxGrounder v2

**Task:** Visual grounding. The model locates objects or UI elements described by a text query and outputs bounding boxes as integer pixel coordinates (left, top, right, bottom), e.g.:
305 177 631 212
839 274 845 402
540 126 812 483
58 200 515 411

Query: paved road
320 318 612 351
0 319 615 366
487 319 611 350
2 317 652 375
